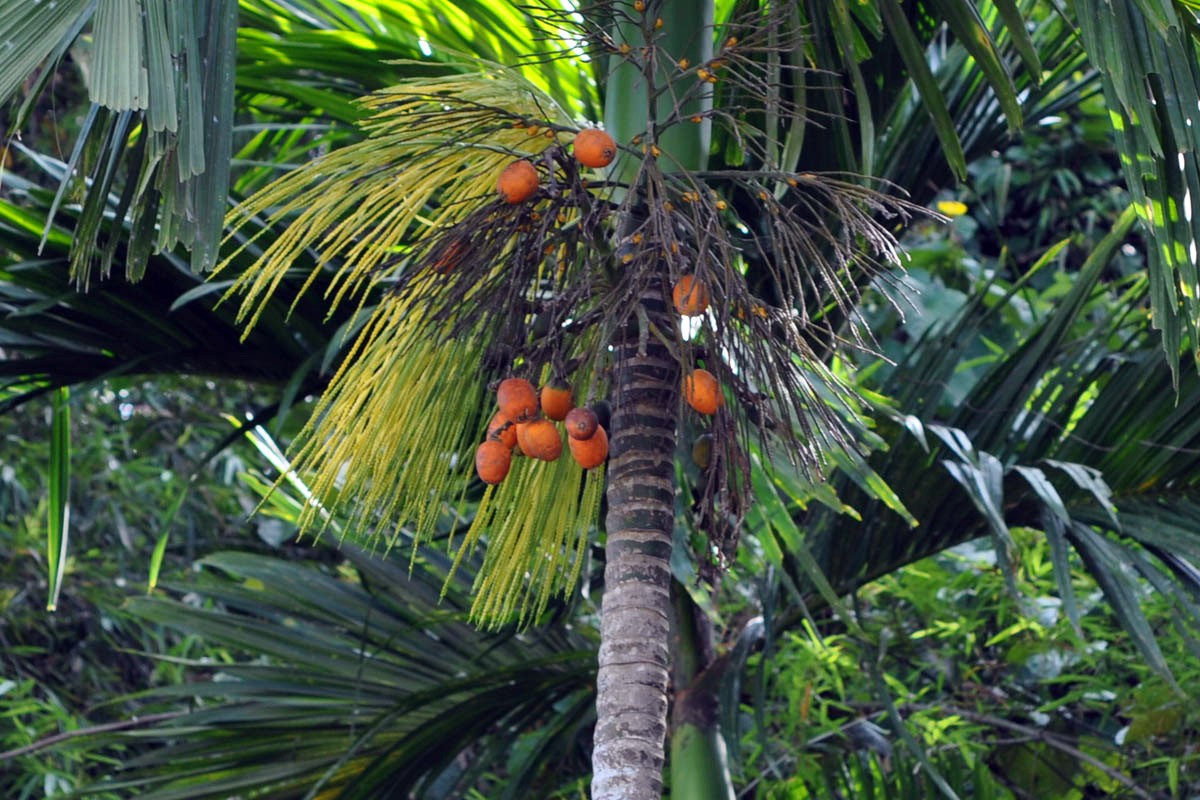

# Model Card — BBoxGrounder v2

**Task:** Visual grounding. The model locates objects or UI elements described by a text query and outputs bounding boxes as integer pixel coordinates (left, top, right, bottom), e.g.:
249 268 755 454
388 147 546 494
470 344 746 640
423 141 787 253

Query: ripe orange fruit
565 407 600 440
540 383 574 421
672 274 710 316
574 128 617 169
497 377 538 422
569 425 608 469
516 418 563 461
683 369 722 415
497 160 539 203
487 411 517 449
475 440 512 484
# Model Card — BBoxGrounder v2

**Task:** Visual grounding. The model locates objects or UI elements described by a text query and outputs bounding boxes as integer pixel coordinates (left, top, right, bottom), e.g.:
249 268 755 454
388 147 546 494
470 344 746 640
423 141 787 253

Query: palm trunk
591 289 680 800
591 2 713 795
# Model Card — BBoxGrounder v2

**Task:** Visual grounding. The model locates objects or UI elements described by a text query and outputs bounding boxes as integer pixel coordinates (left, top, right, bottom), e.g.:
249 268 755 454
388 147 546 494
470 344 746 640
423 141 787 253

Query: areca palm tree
7 0 1200 797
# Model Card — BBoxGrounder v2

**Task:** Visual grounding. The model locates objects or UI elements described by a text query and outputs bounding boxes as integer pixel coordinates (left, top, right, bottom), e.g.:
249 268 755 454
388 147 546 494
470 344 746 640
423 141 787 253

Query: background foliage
5 0 1200 797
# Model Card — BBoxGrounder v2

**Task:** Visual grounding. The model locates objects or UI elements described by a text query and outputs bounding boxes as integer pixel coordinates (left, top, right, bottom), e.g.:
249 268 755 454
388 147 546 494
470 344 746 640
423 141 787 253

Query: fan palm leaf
0 168 343 410
94 545 596 799
0 0 594 282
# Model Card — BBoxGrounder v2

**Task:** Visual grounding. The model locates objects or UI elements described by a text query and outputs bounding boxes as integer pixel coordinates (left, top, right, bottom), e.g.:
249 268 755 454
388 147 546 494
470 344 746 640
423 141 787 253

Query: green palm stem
591 1 714 797
670 582 736 800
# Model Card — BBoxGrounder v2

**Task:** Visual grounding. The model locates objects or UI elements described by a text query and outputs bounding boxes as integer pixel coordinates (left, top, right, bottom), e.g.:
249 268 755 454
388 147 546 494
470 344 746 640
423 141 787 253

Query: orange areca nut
565 406 600 440
540 383 574 421
516 418 563 461
475 440 513 484
683 369 722 415
569 425 609 470
573 128 617 169
497 377 539 422
487 411 518 449
672 274 710 316
497 160 539 203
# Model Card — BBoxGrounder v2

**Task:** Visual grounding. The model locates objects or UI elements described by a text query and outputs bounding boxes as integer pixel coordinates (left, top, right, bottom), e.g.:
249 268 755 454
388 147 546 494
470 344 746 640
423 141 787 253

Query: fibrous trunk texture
591 290 680 800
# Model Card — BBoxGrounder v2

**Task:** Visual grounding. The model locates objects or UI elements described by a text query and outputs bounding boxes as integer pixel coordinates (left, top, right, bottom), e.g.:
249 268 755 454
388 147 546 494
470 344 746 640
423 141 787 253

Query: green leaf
991 0 1042 79
147 485 191 592
1070 522 1177 686
47 386 70 611
1013 465 1069 526
1045 510 1083 637
876 0 967 180
1046 458 1118 530
925 0 1022 131
749 454 862 634
0 0 92 108
91 0 149 110
829 448 917 527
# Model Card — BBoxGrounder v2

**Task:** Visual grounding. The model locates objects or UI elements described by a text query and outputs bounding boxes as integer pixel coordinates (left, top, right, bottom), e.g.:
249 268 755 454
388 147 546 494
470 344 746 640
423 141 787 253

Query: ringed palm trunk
592 1 713 796
593 293 680 799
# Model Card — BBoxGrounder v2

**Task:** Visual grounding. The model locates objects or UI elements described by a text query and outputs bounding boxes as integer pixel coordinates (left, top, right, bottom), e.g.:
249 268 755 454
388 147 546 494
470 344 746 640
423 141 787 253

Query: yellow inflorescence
218 69 571 334
217 68 615 628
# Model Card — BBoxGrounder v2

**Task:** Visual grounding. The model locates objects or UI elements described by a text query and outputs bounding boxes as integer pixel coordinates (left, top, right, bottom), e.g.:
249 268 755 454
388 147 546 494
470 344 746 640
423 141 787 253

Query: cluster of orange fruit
475 377 609 485
486 123 721 469
670 276 723 416
496 128 618 204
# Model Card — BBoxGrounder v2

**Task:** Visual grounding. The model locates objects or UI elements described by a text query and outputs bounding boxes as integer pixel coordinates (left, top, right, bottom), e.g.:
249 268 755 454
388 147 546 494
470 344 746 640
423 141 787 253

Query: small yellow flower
936 199 969 218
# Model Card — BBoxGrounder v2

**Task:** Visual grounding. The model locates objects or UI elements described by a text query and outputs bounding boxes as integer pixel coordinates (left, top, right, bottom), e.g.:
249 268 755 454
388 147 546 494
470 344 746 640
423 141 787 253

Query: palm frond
771 206 1200 683
1061 0 1200 378
4 0 593 282
0 162 340 409
0 0 92 117
95 545 596 799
